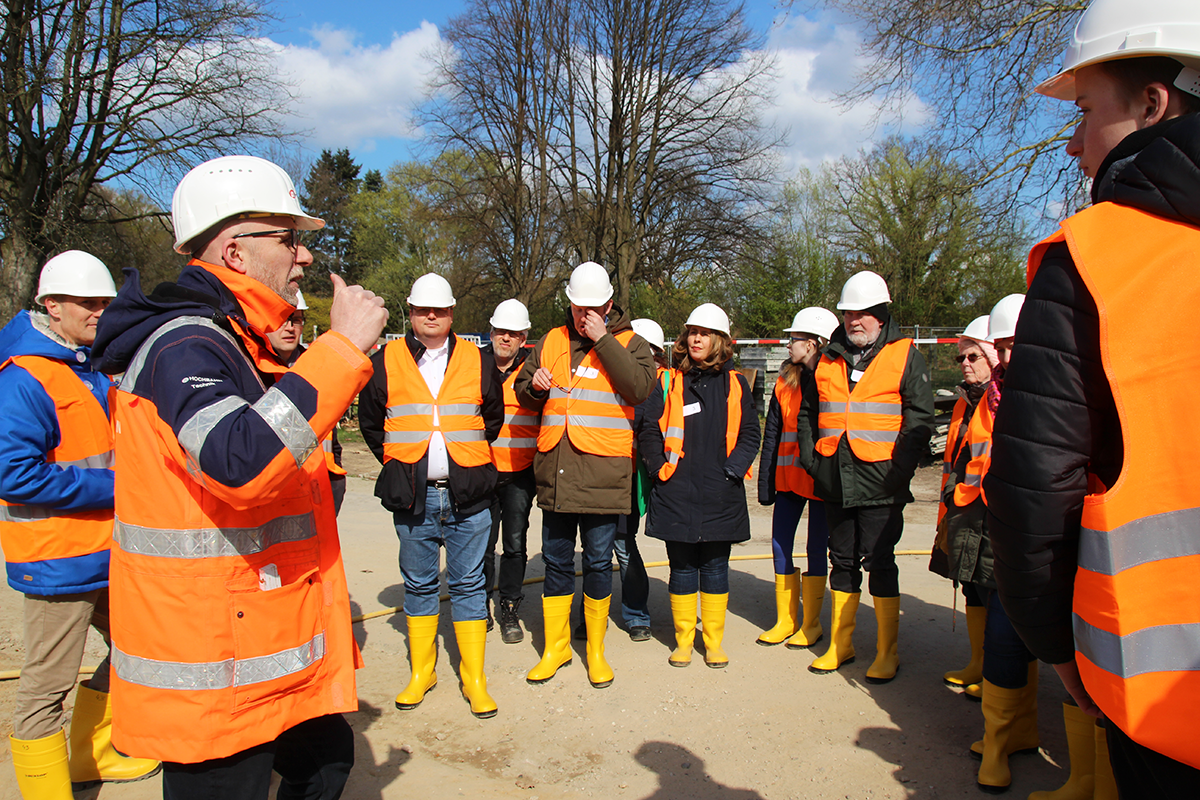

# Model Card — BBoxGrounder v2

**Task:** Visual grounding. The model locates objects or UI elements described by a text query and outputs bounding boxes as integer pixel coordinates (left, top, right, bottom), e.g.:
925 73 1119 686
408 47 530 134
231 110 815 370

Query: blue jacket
0 311 114 594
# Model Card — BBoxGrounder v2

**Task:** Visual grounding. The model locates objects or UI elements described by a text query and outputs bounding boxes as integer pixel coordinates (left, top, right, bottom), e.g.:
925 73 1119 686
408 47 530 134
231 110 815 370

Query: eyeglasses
955 353 982 364
232 228 303 252
789 336 815 344
282 314 305 327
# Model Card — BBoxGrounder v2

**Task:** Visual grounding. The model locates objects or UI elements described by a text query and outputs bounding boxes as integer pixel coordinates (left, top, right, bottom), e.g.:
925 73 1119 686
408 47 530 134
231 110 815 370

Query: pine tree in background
301 149 362 295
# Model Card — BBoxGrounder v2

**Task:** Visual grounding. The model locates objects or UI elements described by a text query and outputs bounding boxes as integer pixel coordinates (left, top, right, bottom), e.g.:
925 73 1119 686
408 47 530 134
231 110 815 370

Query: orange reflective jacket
772 378 817 500
952 399 992 508
937 397 968 525
322 432 346 476
493 369 538 473
1032 202 1200 770
0 356 113 570
657 369 751 482
814 339 912 462
381 336 490 468
537 327 637 456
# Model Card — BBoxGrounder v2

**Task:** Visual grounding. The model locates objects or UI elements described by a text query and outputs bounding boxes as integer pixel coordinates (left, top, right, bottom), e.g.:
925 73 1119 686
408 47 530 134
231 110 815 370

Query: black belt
427 479 449 488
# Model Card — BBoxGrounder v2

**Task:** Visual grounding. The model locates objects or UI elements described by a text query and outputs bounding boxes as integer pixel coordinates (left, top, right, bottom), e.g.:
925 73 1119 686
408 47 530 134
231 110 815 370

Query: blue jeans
770 492 830 576
981 589 1034 689
393 485 489 621
614 514 650 628
665 541 732 595
541 511 616 600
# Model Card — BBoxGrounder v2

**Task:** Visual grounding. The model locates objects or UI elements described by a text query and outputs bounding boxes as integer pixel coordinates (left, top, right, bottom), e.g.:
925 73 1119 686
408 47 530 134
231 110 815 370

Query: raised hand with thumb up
329 273 389 353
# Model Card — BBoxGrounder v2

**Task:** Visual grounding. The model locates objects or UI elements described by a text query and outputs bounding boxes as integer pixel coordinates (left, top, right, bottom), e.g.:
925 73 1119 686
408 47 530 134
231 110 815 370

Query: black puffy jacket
984 113 1200 664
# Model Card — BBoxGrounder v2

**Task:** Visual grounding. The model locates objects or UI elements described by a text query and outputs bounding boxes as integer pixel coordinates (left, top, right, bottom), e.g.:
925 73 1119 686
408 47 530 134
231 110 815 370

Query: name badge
574 366 599 379
850 369 865 382
682 402 702 417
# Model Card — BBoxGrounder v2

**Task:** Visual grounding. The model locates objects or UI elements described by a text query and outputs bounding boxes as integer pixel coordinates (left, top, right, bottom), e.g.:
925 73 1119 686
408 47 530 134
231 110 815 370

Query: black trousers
162 714 354 800
483 467 536 602
825 502 905 596
1106 718 1200 800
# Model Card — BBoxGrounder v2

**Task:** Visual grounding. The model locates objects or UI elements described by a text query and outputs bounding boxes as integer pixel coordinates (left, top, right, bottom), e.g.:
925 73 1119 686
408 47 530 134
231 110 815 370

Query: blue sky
260 0 928 179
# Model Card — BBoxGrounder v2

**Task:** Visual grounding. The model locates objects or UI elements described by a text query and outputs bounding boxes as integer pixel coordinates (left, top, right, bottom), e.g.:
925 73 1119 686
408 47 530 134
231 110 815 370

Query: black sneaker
486 599 494 632
628 625 652 642
498 598 524 644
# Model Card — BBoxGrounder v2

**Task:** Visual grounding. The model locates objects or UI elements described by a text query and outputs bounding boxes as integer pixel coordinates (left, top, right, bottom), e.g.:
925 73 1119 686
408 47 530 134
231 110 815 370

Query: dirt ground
0 447 1077 800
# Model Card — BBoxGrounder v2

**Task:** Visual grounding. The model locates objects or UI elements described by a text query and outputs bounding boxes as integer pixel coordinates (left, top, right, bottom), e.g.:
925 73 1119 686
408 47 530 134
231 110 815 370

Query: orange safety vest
322 432 347 476
493 369 538 473
937 397 969 525
536 327 637 457
1030 202 1200 770
108 294 370 762
381 336 491 468
814 339 912 462
952 398 992 508
772 377 817 500
0 355 113 568
657 369 751 481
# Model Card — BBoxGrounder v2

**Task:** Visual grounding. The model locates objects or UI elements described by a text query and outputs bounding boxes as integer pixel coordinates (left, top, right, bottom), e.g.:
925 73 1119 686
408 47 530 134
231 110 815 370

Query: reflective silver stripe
0 504 54 523
818 402 843 413
548 388 571 400
1079 507 1200 576
386 403 433 418
777 455 796 467
847 401 902 415
112 632 325 691
492 437 537 449
780 432 798 443
322 439 333 453
666 451 680 464
504 413 539 426
178 396 250 465
114 513 318 558
546 387 627 407
54 451 115 470
970 441 990 458
383 430 432 444
848 429 899 443
942 462 953 474
438 403 481 416
963 473 982 487
252 387 320 469
1073 614 1200 679
542 415 566 427
665 426 684 440
564 415 633 430
120 316 264 393
817 428 841 439
443 430 486 442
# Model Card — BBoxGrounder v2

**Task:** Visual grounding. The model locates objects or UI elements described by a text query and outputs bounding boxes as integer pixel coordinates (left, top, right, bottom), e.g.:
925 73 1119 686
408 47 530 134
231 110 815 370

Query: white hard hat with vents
837 271 891 311
171 155 324 254
631 318 666 351
1036 0 1200 101
407 273 456 308
685 303 731 336
987 295 1026 342
36 251 118 304
960 315 990 343
784 307 839 340
565 261 614 307
490 299 531 331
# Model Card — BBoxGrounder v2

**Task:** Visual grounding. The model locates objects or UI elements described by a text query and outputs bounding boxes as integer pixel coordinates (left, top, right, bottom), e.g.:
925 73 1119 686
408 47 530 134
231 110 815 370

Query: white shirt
417 340 451 480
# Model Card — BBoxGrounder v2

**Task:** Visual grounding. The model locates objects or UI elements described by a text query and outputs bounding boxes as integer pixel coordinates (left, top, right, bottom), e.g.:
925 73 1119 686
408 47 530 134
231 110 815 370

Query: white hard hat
784 307 839 340
685 303 731 336
1037 0 1200 101
407 273 456 308
294 290 308 311
490 298 531 331
35 251 118 304
837 271 891 311
171 155 324 254
987 295 1026 341
959 315 990 343
631 318 666 351
564 261 614 307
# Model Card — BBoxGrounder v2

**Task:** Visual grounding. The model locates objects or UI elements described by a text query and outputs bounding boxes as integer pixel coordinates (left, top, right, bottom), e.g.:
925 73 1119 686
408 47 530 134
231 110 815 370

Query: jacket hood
92 265 243 375
1094 112 1200 228
0 310 88 365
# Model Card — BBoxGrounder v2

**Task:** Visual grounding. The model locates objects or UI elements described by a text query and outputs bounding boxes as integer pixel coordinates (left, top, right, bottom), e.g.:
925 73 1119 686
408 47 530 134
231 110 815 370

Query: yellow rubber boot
67 683 160 785
10 730 72 799
756 573 799 645
700 592 729 669
669 593 697 667
944 605 986 688
527 594 574 683
786 573 826 648
973 662 1039 758
583 595 614 688
977 680 1027 793
809 590 859 674
964 682 983 700
395 614 439 709
1028 703 1096 800
865 596 900 684
453 619 497 719
1093 722 1118 800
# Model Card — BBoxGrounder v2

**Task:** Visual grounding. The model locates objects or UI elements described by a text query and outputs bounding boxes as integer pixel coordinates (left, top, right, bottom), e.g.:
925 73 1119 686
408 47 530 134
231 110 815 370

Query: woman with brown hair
638 303 760 668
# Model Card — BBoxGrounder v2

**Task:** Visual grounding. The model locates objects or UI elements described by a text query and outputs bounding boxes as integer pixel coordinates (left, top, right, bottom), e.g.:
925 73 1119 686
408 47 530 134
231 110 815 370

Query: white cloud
271 22 443 152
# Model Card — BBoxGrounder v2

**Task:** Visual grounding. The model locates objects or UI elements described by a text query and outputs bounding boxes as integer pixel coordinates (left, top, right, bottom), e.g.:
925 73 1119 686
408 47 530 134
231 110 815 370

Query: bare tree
1 0 292 321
